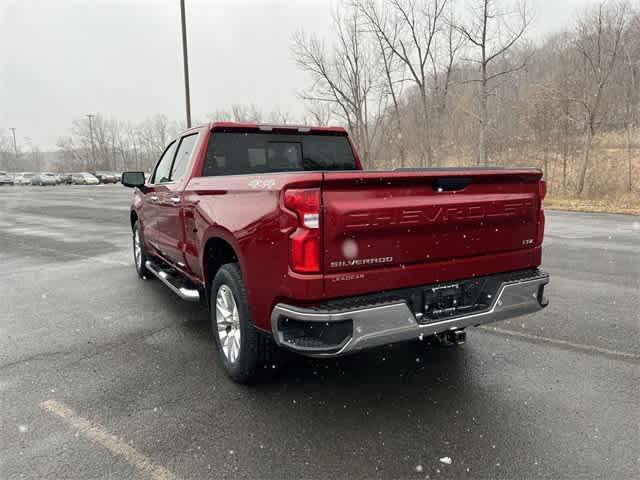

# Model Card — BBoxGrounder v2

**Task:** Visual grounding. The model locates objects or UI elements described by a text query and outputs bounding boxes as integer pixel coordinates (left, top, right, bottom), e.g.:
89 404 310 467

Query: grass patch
546 194 640 215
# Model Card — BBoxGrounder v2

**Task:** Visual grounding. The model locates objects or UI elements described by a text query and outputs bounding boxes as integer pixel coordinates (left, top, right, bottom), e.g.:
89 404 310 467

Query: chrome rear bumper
271 271 549 357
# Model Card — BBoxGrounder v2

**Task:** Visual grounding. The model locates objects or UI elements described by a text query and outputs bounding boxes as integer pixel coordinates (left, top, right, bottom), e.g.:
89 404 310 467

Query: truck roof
180 122 348 136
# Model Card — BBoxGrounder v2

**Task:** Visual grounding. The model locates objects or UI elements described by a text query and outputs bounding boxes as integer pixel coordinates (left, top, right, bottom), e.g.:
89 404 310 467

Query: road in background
1 185 638 479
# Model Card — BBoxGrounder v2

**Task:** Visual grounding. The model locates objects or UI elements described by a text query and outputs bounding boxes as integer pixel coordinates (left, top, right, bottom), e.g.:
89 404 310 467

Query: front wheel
132 221 151 278
211 263 278 384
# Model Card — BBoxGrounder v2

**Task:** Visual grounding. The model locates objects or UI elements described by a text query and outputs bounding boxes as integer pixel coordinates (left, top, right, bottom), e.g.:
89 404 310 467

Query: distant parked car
58 173 73 185
13 172 34 185
31 172 59 186
0 171 13 185
94 171 118 184
71 172 100 185
113 172 122 183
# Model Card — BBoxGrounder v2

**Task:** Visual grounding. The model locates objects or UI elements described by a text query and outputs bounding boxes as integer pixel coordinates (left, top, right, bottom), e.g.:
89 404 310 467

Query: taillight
539 180 547 203
284 188 321 273
537 180 546 245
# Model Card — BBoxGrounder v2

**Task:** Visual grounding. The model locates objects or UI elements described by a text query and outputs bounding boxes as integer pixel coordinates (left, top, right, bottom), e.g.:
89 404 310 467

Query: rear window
202 131 357 176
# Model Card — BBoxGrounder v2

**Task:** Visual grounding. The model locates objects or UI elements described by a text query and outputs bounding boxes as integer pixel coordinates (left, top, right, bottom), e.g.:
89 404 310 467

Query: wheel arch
202 235 242 306
130 210 138 230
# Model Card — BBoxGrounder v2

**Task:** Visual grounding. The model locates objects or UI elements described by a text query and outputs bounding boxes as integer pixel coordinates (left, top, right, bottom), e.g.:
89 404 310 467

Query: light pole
180 0 192 128
86 114 96 168
9 128 18 171
25 136 40 172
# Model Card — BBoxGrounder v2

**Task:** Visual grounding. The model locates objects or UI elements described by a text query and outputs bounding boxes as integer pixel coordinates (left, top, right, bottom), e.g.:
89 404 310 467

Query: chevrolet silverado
122 122 549 383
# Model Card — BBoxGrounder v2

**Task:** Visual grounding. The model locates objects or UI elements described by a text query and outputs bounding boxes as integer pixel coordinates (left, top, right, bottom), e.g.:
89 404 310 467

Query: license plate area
425 284 462 316
420 278 491 323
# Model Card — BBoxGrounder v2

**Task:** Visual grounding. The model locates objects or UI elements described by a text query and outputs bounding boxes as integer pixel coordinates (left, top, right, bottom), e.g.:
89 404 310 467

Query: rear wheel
132 221 151 278
211 263 278 384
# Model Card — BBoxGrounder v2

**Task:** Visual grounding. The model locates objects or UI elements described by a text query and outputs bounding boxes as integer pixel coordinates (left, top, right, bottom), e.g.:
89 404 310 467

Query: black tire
132 221 151 278
210 263 279 384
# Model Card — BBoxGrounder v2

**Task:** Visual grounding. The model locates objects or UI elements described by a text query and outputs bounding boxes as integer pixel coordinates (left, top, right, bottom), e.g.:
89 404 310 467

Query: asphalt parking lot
1 185 638 479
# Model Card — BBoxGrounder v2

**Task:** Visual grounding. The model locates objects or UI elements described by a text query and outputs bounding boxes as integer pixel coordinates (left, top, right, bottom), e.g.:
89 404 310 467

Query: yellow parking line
40 400 176 480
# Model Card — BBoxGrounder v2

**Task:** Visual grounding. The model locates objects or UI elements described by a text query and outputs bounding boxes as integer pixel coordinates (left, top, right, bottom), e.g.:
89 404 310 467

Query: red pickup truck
122 122 549 383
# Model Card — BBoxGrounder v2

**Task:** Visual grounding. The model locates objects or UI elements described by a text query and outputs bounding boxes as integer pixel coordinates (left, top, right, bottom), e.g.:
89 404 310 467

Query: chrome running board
145 260 200 302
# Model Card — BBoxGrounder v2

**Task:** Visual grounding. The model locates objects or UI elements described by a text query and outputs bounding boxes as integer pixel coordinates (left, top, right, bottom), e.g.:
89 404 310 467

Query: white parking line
479 326 640 360
40 400 176 480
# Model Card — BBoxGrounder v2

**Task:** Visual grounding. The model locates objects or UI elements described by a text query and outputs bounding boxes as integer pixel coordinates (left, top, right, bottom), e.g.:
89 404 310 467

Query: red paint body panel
133 123 546 332
321 169 543 298
184 172 325 330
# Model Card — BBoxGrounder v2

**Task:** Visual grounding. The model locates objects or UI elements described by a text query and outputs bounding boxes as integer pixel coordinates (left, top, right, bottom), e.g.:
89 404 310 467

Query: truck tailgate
322 169 544 296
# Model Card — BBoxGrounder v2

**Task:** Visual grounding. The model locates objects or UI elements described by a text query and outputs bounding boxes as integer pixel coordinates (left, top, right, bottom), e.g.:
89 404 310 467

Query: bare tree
23 137 43 172
207 108 234 122
46 1 638 206
304 101 333 126
56 135 87 171
124 122 141 170
573 1 629 194
353 0 407 165
552 32 577 192
430 6 464 155
208 104 263 123
622 12 639 192
0 130 15 171
292 5 384 164
457 0 531 165
56 114 177 173
267 108 295 124
231 104 263 122
138 114 177 167
356 0 449 166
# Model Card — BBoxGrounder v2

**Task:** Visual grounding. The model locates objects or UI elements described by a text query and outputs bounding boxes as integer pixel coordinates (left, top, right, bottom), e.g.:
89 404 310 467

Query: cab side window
151 141 178 184
170 133 199 181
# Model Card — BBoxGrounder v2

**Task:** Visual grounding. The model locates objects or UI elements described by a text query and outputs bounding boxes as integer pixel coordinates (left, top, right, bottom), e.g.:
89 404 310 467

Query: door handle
150 195 158 202
170 196 180 204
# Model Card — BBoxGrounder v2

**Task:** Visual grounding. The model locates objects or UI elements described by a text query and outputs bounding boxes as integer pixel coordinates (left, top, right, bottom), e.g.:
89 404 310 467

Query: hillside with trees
1 0 637 212
293 0 639 206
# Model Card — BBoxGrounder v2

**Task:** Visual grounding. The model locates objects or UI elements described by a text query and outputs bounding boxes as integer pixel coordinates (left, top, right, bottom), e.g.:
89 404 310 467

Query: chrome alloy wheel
216 285 241 363
133 229 142 269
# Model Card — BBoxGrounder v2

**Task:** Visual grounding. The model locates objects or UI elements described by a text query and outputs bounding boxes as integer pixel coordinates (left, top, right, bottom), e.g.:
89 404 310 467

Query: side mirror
122 171 146 189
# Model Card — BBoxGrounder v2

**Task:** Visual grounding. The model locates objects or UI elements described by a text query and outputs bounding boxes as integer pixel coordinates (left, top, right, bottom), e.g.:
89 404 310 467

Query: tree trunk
478 78 488 166
561 100 569 192
420 88 432 167
562 141 568 193
396 118 406 168
576 126 593 195
549 148 557 195
627 124 633 192
381 44 405 168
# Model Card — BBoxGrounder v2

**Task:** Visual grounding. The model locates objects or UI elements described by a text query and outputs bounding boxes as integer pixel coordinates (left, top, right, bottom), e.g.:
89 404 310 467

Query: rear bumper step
271 269 549 357
144 260 200 302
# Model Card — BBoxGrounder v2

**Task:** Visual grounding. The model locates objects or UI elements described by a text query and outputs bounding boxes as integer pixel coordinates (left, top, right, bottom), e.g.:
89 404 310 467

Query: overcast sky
1 0 600 149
